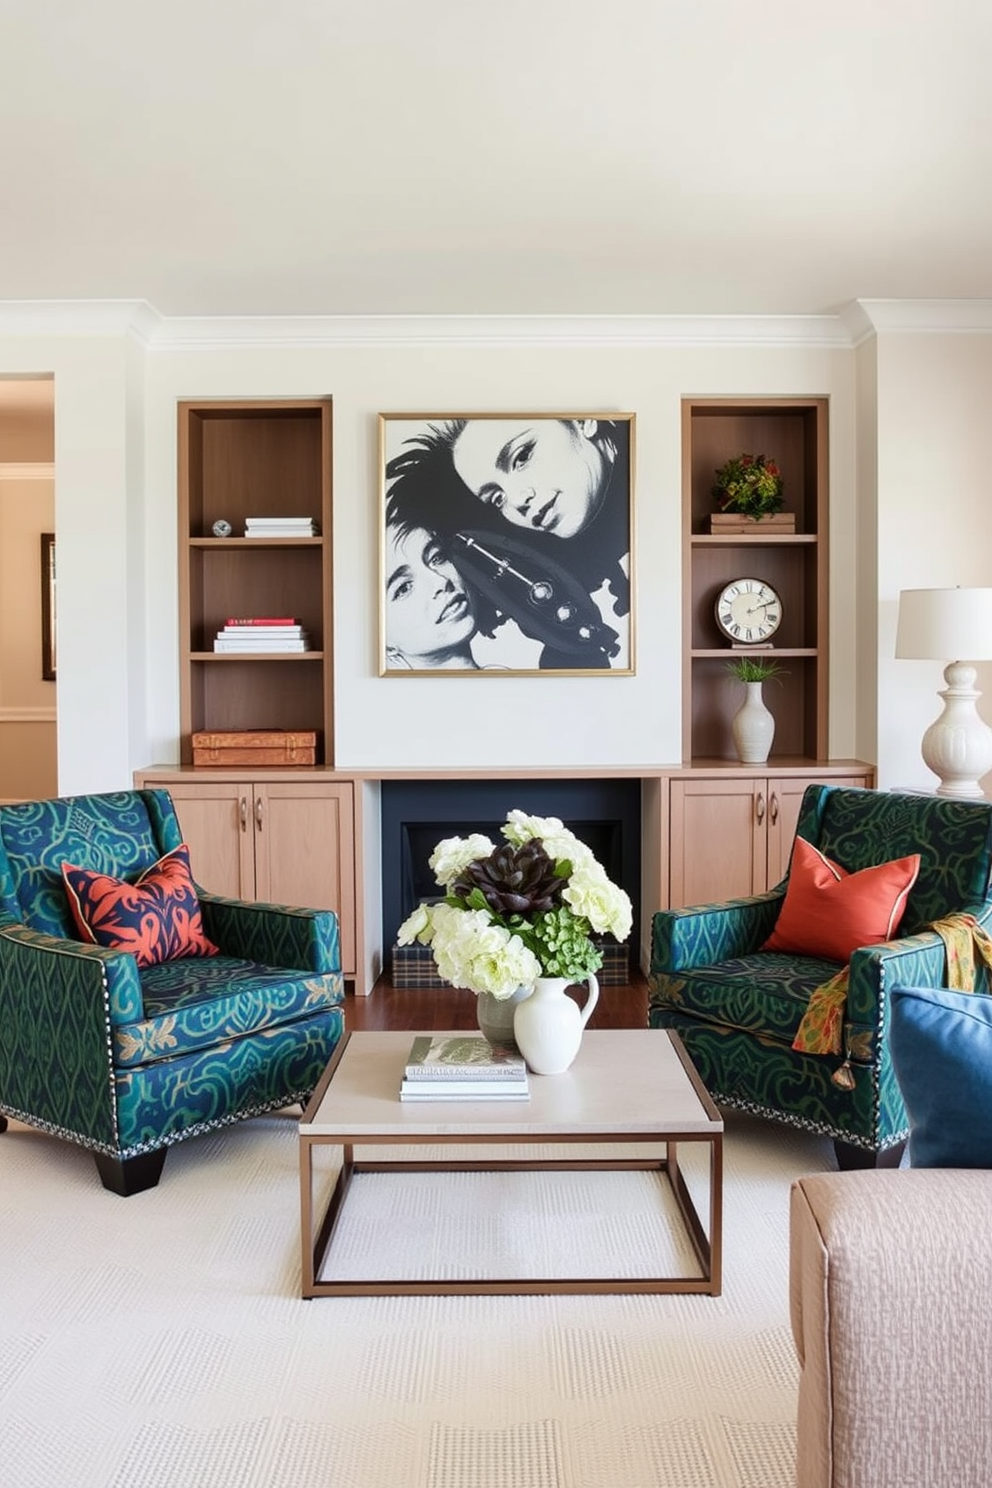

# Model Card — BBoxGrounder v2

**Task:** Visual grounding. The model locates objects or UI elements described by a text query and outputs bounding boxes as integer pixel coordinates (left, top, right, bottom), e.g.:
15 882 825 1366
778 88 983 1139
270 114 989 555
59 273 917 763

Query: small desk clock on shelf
715 577 782 646
211 518 233 538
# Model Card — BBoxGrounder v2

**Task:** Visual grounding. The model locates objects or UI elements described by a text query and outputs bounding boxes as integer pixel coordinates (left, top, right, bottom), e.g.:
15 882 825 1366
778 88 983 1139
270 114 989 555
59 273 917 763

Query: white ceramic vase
512 974 599 1075
732 680 775 764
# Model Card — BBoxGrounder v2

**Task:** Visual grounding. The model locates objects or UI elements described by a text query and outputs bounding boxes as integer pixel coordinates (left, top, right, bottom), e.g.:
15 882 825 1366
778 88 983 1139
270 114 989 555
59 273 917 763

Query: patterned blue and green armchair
0 789 344 1194
649 786 992 1165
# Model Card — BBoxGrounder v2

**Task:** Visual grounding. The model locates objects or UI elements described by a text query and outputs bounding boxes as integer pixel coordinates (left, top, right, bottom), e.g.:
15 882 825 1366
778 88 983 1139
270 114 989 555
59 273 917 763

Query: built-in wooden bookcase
683 397 828 763
177 398 333 765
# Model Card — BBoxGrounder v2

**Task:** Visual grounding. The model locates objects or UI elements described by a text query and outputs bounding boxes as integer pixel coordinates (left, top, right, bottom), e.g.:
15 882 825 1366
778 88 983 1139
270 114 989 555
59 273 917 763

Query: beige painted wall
0 401 54 463
873 330 992 791
141 335 858 773
0 722 57 803
0 335 135 796
0 307 988 797
853 334 879 772
0 469 57 800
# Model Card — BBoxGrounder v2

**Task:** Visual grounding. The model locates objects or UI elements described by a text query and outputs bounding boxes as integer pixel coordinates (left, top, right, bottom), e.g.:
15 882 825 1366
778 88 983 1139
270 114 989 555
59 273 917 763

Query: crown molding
147 312 852 351
851 298 992 337
2 299 991 350
0 301 850 349
0 300 161 342
837 301 877 346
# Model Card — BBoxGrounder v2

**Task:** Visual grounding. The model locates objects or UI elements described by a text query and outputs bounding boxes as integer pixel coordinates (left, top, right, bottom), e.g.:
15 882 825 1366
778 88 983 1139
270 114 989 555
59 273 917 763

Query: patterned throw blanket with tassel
791 913 992 1076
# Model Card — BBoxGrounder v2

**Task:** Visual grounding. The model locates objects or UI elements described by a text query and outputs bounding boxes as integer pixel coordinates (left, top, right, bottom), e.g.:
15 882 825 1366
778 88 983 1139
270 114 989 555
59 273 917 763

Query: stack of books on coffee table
399 1035 530 1101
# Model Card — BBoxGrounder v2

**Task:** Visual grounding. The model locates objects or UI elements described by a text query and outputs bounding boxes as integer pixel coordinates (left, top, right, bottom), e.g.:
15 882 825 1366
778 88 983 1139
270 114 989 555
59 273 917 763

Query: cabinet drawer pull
239 796 248 831
255 796 264 831
770 791 779 825
755 791 766 825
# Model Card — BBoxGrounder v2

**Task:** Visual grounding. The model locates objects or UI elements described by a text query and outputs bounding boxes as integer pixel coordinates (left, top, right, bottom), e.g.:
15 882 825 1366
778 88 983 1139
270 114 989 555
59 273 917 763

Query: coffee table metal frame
299 1028 723 1299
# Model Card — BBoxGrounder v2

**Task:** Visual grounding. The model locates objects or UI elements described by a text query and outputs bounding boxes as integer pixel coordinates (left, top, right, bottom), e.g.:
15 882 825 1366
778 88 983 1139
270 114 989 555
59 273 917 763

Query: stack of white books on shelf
244 516 319 538
399 1035 530 1101
213 617 311 653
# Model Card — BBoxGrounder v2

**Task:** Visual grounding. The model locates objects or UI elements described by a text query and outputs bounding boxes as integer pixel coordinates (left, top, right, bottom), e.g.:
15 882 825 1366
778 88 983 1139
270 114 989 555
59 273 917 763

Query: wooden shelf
178 398 334 764
190 651 325 662
690 533 819 547
682 397 828 763
691 647 816 660
189 536 324 549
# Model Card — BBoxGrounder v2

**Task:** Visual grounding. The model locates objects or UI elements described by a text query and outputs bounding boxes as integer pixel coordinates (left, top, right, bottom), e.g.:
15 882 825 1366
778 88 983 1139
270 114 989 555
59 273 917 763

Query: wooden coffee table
299 1027 722 1298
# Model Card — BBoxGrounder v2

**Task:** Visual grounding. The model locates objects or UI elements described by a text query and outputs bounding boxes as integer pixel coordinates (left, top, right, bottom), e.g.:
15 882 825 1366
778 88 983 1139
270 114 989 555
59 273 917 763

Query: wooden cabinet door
765 773 872 888
252 782 356 976
669 777 764 907
764 776 812 889
167 781 254 898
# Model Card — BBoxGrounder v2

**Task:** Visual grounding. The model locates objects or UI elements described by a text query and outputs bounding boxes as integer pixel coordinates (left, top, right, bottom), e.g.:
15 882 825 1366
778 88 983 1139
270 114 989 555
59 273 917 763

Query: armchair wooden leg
0 1115 7 1133
94 1148 167 1196
834 1138 907 1171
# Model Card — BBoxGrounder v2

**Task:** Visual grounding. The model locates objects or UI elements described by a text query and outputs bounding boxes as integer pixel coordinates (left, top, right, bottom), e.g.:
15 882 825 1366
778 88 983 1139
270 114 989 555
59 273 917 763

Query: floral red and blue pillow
62 843 219 969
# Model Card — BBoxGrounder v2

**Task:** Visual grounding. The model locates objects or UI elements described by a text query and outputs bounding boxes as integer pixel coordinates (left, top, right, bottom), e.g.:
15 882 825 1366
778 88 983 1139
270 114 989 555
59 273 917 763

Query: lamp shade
895 587 992 662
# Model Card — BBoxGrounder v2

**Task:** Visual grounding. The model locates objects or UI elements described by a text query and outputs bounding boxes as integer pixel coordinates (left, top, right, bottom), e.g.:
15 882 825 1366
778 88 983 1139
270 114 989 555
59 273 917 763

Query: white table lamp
895 587 992 799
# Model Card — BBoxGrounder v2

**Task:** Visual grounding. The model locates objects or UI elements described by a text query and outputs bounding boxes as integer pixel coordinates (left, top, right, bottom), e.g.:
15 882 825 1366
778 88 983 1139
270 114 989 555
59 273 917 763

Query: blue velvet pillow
890 985 992 1168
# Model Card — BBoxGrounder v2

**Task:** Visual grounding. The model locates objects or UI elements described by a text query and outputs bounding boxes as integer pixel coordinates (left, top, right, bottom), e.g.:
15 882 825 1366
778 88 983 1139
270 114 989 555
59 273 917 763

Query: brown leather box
191 730 317 766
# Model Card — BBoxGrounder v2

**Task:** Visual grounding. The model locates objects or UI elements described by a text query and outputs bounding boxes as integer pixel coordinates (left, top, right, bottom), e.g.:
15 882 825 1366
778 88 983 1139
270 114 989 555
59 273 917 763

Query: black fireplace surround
380 778 641 969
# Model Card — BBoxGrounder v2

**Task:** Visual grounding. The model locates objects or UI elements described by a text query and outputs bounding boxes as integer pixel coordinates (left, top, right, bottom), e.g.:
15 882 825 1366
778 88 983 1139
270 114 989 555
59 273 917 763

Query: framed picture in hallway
378 412 635 675
41 532 56 681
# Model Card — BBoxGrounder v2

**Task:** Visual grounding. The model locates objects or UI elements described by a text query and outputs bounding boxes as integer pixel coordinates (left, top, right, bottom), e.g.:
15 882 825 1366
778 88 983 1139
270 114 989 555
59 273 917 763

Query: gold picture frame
379 412 635 675
41 532 56 681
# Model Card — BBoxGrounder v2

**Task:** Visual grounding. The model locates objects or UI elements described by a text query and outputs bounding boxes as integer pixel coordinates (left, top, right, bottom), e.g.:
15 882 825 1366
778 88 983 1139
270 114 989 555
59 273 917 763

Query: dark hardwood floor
344 973 650 1033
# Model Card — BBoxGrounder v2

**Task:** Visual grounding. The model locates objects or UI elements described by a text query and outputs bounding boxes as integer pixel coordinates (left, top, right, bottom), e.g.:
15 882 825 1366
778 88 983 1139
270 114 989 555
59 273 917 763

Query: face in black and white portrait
380 412 633 675
384 522 480 671
447 417 617 540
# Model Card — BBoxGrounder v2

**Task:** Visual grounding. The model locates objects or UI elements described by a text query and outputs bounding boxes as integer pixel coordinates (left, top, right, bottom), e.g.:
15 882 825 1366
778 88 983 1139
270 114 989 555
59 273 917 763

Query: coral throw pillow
763 836 921 962
62 843 219 969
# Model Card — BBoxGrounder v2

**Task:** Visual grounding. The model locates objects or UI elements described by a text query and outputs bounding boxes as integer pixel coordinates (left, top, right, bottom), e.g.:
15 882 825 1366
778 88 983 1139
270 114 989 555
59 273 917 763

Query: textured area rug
0 1109 834 1488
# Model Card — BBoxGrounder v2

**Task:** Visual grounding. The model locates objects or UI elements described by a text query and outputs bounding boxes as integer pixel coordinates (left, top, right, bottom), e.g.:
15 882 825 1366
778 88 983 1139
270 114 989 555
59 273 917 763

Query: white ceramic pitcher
513 973 599 1075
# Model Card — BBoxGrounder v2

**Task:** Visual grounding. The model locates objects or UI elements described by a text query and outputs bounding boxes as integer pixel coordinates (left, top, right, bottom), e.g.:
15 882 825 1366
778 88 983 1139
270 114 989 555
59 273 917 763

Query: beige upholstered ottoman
790 1169 992 1488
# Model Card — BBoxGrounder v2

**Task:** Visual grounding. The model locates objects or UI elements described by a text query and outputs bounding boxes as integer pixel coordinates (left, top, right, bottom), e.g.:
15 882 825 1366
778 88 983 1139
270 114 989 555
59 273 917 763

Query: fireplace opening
380 779 641 985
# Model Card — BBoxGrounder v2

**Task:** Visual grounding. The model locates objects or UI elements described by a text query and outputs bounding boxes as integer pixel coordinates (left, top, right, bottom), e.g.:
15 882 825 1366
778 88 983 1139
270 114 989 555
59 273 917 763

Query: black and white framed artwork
379 413 634 675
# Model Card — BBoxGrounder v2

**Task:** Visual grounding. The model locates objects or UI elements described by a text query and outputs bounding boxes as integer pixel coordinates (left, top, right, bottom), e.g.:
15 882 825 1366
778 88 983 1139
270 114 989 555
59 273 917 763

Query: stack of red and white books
213 617 311 653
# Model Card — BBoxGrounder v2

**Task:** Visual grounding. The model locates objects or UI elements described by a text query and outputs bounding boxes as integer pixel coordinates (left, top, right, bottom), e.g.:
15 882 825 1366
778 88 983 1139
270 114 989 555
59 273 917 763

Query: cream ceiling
1 0 990 319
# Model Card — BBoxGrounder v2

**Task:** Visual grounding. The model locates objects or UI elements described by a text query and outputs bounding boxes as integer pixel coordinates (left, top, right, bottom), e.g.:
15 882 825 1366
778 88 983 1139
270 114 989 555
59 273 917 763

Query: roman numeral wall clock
714 577 782 645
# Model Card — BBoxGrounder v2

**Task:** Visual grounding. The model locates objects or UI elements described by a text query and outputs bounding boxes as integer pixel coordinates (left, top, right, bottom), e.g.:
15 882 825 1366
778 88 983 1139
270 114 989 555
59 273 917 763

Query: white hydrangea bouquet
397 809 633 1000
